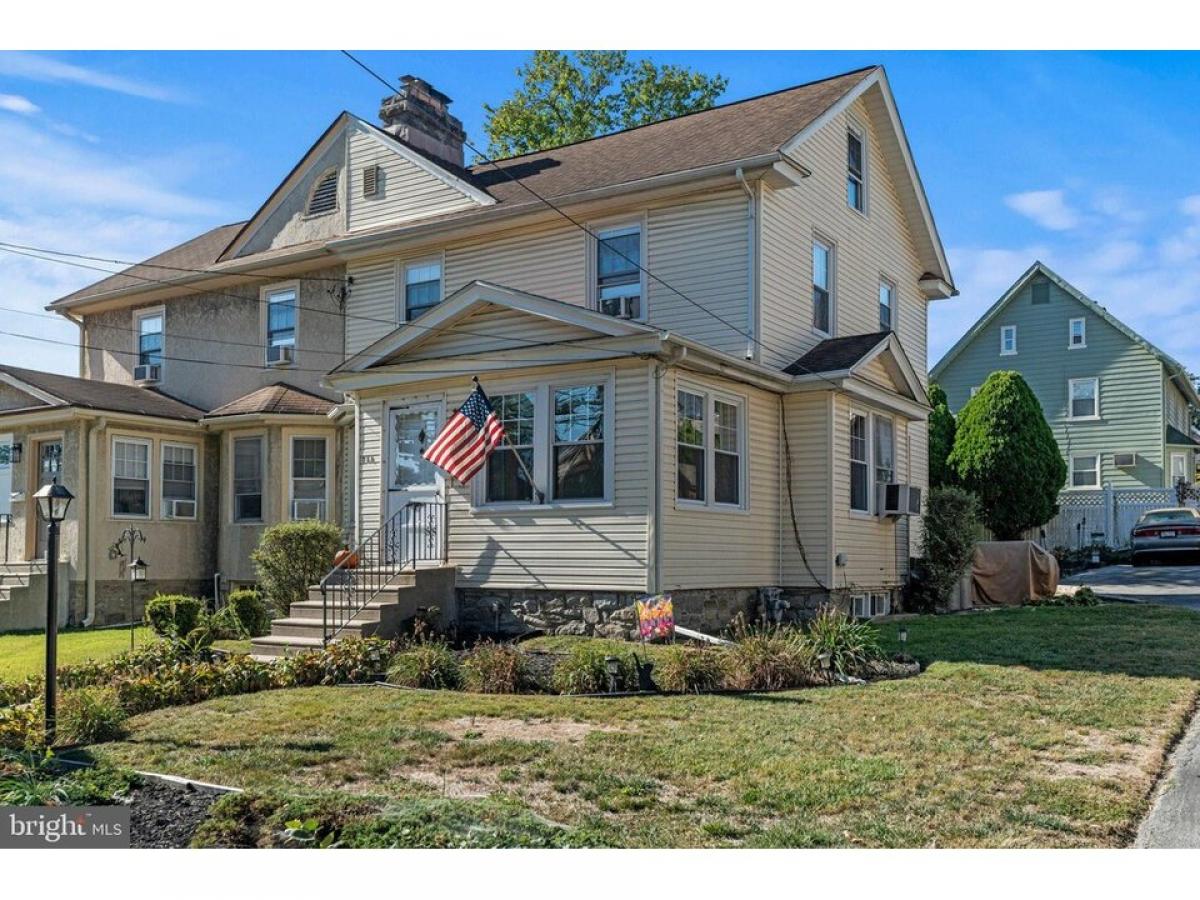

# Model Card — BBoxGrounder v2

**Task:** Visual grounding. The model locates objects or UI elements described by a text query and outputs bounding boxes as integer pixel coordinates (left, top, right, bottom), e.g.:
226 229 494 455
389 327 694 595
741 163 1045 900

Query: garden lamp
33 478 73 524
130 557 147 582
34 478 72 746
605 655 622 693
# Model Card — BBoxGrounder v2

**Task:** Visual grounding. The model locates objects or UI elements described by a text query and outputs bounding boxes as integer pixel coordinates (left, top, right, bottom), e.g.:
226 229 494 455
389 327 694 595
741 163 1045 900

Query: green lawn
86 604 1200 848
0 627 155 681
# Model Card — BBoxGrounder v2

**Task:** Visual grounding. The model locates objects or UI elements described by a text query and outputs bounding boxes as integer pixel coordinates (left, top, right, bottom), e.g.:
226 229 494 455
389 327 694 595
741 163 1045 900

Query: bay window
233 436 264 522
112 438 150 518
676 386 745 509
290 437 328 520
161 443 197 519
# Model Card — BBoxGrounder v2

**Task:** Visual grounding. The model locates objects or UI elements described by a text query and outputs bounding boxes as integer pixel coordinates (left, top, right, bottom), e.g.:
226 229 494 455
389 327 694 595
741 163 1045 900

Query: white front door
387 402 444 564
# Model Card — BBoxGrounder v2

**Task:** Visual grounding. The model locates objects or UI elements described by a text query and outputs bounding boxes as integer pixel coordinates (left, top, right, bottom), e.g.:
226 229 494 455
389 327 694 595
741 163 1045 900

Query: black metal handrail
320 499 447 644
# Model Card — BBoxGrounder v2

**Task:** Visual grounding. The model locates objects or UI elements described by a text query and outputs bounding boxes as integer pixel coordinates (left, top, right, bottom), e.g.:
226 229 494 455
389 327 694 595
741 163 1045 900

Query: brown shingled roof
0 365 204 421
205 383 337 418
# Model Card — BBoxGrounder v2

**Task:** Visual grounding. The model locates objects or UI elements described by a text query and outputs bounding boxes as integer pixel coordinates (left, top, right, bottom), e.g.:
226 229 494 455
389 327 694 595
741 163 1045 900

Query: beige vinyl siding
357 359 650 591
831 392 907 589
344 259 397 356
759 96 928 381
346 127 479 232
646 191 749 356
445 223 588 304
659 368 779 589
780 390 832 587
402 306 597 362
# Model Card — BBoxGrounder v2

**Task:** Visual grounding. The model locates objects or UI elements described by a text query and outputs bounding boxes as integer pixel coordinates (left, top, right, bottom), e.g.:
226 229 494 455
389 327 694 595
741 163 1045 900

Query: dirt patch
402 765 504 799
1039 729 1159 782
127 779 219 848
433 716 625 744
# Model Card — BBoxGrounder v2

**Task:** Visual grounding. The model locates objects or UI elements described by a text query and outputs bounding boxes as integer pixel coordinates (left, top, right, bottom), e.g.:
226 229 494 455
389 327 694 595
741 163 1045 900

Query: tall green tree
927 382 957 488
483 51 728 159
948 371 1066 540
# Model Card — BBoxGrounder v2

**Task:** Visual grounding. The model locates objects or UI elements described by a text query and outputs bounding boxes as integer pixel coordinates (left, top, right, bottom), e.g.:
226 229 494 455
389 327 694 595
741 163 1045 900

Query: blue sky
1 50 1199 376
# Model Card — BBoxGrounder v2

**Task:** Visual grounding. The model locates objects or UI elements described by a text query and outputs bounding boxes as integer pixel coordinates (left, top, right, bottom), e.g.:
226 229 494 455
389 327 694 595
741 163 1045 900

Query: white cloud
0 94 39 115
1004 189 1081 231
1182 195 1200 218
0 51 180 103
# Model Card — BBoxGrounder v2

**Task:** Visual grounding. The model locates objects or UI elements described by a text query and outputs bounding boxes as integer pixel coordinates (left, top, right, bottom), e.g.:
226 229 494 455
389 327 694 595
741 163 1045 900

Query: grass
86 604 1200 848
0 627 156 681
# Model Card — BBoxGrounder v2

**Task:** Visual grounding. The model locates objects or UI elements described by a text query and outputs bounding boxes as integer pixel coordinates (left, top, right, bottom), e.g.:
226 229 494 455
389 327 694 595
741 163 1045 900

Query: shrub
724 624 814 691
0 701 42 751
228 589 272 637
386 642 461 690
928 382 957 488
59 639 202 690
1030 586 1101 608
806 606 882 678
251 521 342 615
552 644 632 695
144 594 204 637
0 677 42 710
59 688 128 745
204 605 248 641
948 371 1066 539
286 638 394 687
905 486 983 612
462 642 533 694
656 645 726 693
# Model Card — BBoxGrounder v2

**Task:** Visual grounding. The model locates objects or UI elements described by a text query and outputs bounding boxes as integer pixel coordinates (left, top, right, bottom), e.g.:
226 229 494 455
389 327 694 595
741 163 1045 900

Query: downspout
351 393 361 545
646 360 660 595
735 167 757 362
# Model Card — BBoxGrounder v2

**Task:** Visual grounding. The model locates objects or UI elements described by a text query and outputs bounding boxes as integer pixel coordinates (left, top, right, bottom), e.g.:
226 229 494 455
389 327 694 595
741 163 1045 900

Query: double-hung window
596 225 642 319
233 436 264 522
1069 317 1086 348
676 388 744 508
874 415 895 491
136 311 163 369
112 438 150 518
404 261 442 321
1071 453 1100 488
812 239 833 335
1000 325 1017 355
849 413 870 512
290 437 328 520
847 128 865 212
879 279 895 331
161 443 196 519
553 385 606 500
266 286 297 364
849 411 897 514
486 392 535 504
1069 377 1099 419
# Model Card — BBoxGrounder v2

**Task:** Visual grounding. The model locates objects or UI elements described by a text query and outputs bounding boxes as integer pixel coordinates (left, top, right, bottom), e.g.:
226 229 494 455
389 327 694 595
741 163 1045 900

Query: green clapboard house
931 261 1200 492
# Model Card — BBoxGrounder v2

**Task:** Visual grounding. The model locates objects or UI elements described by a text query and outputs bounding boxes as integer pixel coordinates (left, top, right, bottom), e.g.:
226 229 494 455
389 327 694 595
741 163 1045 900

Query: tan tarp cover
961 541 1060 608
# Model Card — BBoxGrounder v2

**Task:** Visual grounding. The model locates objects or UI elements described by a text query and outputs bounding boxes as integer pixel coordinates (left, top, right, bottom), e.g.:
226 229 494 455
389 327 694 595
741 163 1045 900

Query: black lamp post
33 478 73 746
129 556 147 650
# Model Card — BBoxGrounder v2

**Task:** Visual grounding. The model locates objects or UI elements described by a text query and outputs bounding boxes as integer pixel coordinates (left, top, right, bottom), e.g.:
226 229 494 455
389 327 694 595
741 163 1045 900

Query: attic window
307 169 339 216
362 165 379 198
1031 281 1050 304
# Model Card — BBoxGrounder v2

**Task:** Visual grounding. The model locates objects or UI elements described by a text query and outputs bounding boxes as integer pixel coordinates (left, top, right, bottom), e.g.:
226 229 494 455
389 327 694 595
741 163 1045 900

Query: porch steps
249 566 457 658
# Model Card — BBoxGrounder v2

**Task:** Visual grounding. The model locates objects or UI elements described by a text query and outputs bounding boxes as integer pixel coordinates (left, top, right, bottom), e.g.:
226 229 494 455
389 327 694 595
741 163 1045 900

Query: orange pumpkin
333 548 359 570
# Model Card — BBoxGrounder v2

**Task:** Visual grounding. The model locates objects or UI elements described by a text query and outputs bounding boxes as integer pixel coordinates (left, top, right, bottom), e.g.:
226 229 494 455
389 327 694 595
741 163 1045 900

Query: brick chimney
379 76 467 169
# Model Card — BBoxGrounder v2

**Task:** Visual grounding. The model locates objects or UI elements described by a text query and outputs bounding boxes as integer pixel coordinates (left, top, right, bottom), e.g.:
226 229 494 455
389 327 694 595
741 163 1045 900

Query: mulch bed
127 778 219 849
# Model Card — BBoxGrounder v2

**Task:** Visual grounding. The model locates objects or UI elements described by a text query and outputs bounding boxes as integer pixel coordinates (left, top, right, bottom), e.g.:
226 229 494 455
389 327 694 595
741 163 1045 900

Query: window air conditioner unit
133 364 161 384
1113 452 1136 468
267 345 294 366
163 499 196 519
877 483 921 517
292 499 326 520
600 295 638 320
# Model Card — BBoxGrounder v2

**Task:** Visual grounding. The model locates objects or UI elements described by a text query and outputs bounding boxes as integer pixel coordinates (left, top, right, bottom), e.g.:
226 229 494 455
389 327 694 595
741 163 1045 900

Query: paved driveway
1061 563 1200 610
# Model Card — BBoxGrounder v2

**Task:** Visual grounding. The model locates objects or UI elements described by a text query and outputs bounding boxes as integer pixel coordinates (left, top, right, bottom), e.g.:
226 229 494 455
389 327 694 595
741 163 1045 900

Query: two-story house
931 262 1200 495
0 66 955 641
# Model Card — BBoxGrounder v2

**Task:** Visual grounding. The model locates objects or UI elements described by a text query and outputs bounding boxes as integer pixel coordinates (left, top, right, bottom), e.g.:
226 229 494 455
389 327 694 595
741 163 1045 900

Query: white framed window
846 126 866 213
850 412 870 512
675 386 746 509
1000 325 1017 355
485 391 536 504
1070 453 1100 489
1068 377 1099 420
112 437 151 518
874 414 895 492
233 435 264 523
1069 317 1086 349
851 592 892 619
264 283 297 365
595 224 644 320
552 383 607 501
403 259 443 322
161 442 197 519
878 278 895 331
306 168 338 216
134 308 164 372
812 238 834 335
1171 452 1188 485
290 436 329 520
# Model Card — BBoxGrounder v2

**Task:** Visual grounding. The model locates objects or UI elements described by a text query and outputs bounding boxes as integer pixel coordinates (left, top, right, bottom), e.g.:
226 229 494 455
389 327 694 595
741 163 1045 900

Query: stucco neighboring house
931 261 1200 493
1 66 956 641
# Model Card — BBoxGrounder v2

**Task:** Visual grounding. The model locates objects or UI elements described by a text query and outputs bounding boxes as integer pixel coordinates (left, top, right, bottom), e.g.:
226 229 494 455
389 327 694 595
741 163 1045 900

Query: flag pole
474 377 545 504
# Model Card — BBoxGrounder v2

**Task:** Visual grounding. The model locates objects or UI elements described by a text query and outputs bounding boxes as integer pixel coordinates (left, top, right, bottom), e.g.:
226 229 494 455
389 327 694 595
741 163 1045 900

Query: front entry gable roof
785 331 926 403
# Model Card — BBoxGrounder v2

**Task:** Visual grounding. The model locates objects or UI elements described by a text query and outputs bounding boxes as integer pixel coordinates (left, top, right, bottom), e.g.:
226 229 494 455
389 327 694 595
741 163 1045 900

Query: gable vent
362 164 379 198
307 169 339 216
1031 280 1050 304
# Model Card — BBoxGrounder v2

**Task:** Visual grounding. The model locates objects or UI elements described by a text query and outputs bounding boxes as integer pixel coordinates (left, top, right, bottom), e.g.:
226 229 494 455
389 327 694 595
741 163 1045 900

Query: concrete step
248 634 326 658
306 574 414 604
288 598 399 622
269 617 378 639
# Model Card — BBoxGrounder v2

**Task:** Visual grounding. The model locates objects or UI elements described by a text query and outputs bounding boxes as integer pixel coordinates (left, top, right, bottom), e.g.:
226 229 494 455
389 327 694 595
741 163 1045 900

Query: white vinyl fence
1034 486 1195 550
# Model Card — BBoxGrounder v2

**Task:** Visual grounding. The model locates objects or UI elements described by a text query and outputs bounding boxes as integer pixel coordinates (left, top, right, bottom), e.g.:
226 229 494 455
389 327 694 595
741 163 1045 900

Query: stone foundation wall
90 579 214 627
456 585 883 639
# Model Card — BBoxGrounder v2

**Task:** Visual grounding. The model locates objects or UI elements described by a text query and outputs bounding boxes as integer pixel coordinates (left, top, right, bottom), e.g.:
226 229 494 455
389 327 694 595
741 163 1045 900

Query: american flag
422 384 506 483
